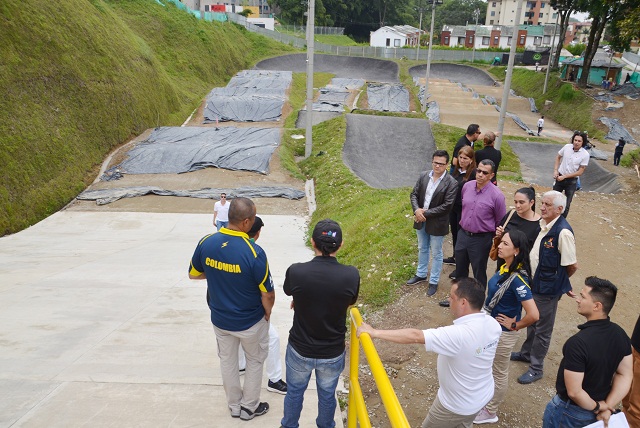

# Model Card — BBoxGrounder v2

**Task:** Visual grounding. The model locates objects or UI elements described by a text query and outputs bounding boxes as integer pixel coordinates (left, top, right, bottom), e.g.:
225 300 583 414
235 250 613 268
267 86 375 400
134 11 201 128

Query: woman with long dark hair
474 230 539 425
494 186 541 251
444 145 476 268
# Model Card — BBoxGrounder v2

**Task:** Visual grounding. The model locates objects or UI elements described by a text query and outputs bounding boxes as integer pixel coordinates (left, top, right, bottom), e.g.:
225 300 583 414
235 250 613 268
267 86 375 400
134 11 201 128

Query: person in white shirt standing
537 116 544 136
213 192 230 230
552 132 589 218
358 277 502 428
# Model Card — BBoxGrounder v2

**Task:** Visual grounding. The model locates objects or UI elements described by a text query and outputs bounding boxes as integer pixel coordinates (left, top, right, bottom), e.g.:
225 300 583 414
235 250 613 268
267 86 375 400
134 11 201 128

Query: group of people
188 122 638 428
390 124 638 426
190 196 359 427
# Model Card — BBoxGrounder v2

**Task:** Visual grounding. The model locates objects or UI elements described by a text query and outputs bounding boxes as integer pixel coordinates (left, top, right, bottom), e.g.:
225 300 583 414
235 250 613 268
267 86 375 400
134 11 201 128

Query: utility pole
304 0 315 158
543 11 560 94
495 0 524 150
471 8 480 63
416 5 424 61
422 0 441 112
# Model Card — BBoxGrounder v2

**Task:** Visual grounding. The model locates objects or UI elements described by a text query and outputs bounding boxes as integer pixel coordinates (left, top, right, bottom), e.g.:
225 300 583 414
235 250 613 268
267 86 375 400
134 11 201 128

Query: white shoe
474 407 498 424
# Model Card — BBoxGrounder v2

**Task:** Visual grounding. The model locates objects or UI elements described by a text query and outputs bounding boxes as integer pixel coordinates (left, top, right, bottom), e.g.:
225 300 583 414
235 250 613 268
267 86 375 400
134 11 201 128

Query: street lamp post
543 10 560 94
304 0 315 158
422 0 442 112
416 5 424 61
495 0 524 150
471 8 480 63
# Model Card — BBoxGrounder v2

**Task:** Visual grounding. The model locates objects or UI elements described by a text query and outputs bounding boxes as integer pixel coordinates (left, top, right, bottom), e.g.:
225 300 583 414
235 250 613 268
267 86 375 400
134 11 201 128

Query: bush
620 148 640 167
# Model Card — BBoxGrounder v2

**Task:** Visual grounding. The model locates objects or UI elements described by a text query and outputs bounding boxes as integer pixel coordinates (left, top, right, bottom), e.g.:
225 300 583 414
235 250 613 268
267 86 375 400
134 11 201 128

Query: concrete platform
0 212 342 427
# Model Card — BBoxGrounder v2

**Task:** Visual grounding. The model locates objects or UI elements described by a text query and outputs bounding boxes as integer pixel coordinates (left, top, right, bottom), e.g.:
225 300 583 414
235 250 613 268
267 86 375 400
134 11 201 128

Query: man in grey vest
511 191 578 384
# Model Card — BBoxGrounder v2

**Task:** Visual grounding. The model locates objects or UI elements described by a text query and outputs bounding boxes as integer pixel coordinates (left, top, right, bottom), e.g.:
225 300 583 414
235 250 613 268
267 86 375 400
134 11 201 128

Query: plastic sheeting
367 83 410 112
605 101 624 111
484 96 498 105
330 78 365 90
594 93 615 103
528 98 538 112
426 101 440 123
506 112 535 135
77 186 305 205
599 117 638 145
103 126 280 178
612 82 640 97
586 147 609 161
203 70 292 122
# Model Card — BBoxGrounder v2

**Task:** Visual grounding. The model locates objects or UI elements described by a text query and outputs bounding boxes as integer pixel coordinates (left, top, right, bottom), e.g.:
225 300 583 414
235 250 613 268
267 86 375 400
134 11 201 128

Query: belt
462 229 493 237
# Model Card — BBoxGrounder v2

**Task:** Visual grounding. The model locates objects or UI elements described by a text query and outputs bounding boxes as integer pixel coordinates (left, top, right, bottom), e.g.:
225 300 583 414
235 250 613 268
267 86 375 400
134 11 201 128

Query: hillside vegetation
0 0 295 236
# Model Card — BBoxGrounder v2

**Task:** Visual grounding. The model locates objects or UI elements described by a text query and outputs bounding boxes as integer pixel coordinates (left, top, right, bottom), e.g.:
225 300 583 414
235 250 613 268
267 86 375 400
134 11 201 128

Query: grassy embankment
0 0 296 236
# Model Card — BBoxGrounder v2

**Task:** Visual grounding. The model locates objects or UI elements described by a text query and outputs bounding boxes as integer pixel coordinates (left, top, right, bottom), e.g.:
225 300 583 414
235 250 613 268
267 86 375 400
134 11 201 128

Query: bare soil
68 71 640 428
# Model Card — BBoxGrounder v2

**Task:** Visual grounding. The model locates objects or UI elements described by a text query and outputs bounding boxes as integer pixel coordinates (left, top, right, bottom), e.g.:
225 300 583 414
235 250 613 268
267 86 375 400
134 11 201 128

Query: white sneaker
474 407 498 424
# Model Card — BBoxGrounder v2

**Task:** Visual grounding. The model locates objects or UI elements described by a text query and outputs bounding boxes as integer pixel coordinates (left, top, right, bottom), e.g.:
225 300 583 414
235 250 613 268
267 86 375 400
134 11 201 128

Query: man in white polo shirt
552 132 589 218
357 278 502 427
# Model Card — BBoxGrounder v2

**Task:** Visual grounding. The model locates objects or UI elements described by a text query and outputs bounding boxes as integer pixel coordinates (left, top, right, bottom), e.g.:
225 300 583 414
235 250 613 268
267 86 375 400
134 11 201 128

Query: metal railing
348 308 410 428
277 24 345 35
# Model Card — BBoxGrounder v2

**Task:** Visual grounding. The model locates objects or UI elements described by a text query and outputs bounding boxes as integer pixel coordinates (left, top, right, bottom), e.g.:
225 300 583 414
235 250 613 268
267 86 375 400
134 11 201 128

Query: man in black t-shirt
623 314 640 426
450 124 481 171
542 276 632 428
280 219 360 428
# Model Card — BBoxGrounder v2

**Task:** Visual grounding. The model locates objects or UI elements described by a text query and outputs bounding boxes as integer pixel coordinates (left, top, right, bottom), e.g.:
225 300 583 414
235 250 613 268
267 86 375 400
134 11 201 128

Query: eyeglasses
476 168 492 175
221 196 226 198
432 161 447 167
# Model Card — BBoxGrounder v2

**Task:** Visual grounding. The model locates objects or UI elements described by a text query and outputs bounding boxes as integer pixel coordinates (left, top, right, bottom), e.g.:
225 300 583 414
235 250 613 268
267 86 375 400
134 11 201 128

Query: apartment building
485 0 560 26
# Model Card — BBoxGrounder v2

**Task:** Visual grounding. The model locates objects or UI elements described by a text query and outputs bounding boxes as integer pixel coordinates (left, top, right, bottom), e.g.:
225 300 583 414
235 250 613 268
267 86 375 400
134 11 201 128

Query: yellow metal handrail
348 307 410 428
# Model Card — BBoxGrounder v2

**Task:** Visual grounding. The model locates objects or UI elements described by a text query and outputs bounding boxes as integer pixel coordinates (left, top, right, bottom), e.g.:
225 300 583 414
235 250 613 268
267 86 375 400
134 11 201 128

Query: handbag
489 209 515 261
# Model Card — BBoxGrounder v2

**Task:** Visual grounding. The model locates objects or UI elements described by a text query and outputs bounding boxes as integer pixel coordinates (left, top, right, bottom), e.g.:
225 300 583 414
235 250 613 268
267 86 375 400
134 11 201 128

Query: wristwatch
511 322 517 331
592 401 600 414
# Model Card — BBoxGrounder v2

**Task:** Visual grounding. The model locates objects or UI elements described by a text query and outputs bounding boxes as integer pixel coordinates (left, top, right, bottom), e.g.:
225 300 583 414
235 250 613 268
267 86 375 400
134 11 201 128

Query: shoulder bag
489 209 515 261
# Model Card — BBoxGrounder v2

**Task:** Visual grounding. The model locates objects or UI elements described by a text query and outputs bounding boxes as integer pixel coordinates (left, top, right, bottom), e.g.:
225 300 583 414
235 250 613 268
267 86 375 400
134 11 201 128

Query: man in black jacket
408 150 459 296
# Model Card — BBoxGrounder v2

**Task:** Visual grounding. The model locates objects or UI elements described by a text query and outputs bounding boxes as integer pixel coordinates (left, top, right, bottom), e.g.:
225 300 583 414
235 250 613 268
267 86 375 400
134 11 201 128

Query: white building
485 0 560 26
370 25 423 48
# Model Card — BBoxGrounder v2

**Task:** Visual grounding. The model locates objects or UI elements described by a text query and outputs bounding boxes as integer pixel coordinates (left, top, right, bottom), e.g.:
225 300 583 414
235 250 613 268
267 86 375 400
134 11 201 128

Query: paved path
0 212 338 427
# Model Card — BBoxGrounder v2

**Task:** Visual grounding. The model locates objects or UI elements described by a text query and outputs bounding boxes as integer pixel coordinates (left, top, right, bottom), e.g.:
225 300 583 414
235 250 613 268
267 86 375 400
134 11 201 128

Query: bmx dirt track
67 56 640 428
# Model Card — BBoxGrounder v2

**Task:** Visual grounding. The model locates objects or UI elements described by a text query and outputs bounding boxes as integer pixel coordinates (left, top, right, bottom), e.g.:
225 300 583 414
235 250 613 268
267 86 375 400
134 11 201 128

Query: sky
571 11 590 22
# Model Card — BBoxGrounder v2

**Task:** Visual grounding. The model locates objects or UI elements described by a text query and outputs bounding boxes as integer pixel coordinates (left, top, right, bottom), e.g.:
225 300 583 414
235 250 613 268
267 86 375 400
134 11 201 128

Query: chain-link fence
276 25 344 35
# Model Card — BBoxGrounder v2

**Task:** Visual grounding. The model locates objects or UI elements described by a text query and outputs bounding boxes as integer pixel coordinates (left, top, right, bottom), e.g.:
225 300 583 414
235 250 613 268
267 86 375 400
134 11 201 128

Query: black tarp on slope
105 126 280 177
599 117 638 145
77 186 305 205
203 70 292 122
367 83 409 112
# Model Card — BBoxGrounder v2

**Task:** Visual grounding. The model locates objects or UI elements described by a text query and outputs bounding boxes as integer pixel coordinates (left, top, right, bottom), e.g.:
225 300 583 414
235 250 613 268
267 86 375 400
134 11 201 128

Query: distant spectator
537 116 544 136
450 124 481 172
625 73 631 84
475 131 502 185
614 138 626 166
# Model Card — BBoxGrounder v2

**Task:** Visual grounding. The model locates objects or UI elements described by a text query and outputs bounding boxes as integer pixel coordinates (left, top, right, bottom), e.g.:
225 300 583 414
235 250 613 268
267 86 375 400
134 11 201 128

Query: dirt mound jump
509 141 621 194
256 54 399 82
409 63 497 87
343 114 435 189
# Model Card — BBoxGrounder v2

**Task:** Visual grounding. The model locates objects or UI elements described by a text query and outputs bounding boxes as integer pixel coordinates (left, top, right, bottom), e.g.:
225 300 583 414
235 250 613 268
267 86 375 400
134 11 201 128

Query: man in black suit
407 150 459 296
475 131 502 185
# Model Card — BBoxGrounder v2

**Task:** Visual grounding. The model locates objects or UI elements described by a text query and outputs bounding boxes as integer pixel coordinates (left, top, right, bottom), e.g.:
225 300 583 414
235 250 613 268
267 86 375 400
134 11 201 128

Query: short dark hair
585 276 618 315
479 159 496 173
247 216 264 238
452 277 485 310
467 124 480 135
432 149 449 163
228 197 255 224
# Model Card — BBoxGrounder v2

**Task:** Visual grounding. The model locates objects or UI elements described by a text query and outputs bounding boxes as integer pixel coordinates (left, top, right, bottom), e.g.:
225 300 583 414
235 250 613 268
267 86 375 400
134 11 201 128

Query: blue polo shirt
486 264 532 331
189 228 273 331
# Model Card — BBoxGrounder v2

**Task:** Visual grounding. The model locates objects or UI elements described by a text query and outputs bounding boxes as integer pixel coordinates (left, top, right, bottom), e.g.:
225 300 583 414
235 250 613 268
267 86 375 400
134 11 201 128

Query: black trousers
553 177 578 218
454 229 493 289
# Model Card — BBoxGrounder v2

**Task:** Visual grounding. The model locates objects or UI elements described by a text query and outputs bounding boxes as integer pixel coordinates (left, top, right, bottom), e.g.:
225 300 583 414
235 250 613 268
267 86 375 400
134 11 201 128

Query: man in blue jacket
511 190 578 384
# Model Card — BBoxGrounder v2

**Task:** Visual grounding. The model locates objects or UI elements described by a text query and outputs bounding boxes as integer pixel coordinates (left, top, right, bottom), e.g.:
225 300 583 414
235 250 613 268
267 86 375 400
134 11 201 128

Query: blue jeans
281 344 345 428
216 220 228 231
416 227 444 283
542 395 597 428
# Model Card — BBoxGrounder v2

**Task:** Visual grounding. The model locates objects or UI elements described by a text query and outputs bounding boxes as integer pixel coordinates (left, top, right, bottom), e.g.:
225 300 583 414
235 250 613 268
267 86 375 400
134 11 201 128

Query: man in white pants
238 216 287 394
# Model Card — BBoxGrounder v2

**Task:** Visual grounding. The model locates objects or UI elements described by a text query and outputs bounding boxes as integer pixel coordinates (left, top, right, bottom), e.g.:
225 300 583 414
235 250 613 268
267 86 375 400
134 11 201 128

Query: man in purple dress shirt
454 159 506 289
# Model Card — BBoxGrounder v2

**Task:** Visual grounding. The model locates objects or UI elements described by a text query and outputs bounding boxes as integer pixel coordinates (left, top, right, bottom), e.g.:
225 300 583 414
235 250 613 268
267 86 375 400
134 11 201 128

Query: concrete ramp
409 63 496 86
509 141 621 193
256 54 399 82
343 114 435 189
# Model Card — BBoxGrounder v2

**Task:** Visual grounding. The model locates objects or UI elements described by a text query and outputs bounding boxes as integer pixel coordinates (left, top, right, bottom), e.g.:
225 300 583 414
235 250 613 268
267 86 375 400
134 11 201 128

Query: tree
549 0 577 68
573 0 639 88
